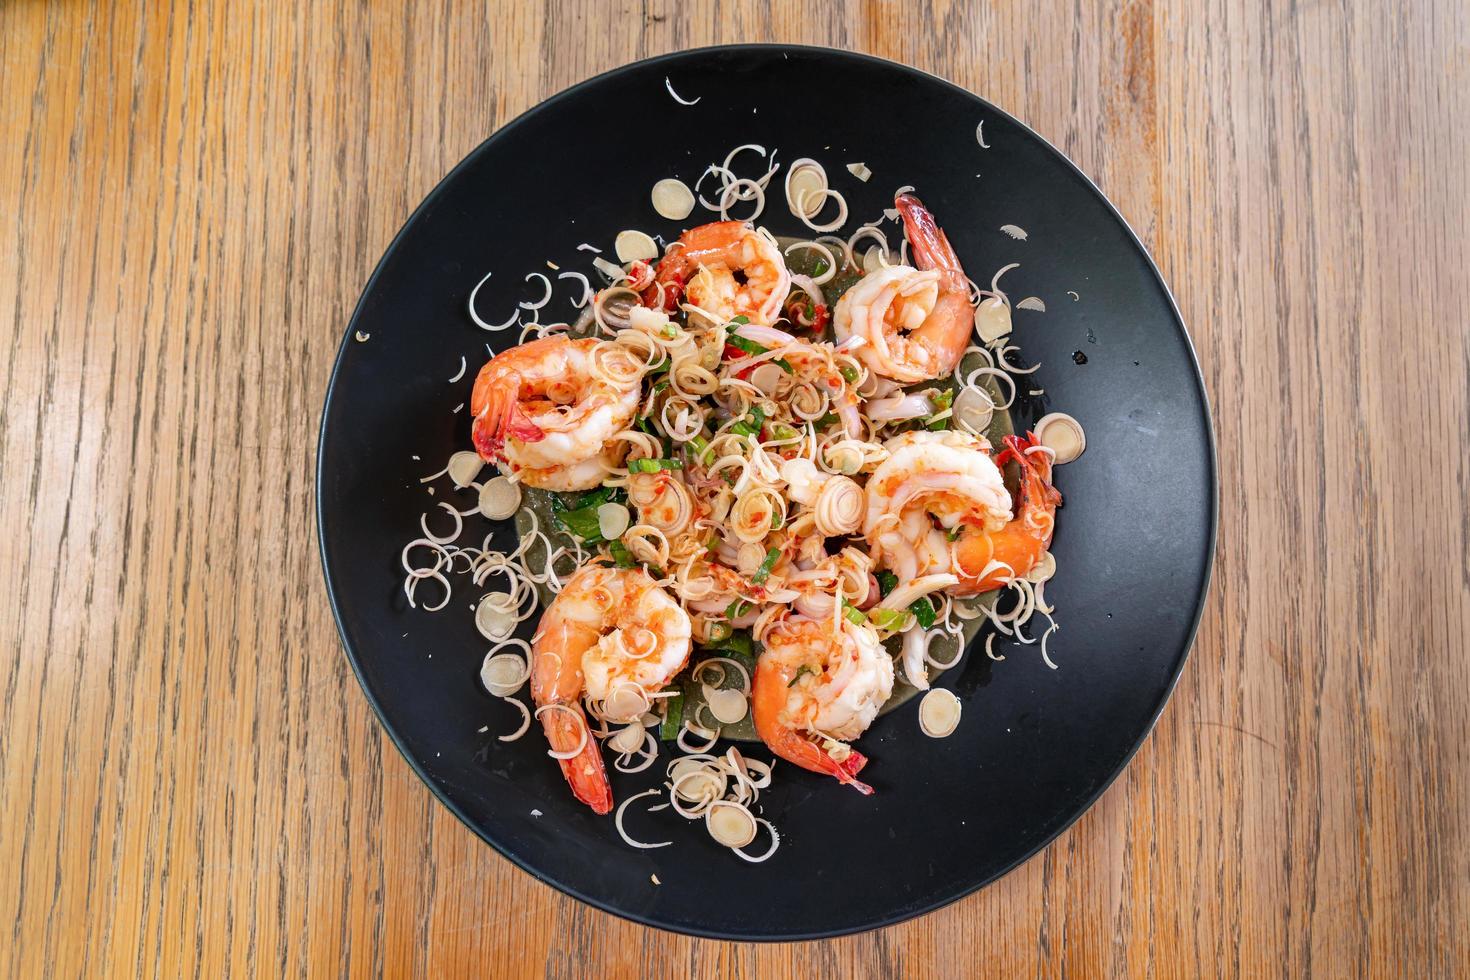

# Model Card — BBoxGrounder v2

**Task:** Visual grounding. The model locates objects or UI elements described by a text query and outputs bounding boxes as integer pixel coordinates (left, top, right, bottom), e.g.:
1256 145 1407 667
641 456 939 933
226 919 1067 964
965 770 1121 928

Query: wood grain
2 0 1466 976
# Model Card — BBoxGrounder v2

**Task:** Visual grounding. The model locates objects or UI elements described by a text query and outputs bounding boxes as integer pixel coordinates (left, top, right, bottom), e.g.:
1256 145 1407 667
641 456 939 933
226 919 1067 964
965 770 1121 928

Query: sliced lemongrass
784 160 828 218
497 696 532 741
693 656 751 694
517 272 552 310
479 476 522 520
448 356 467 383
1040 622 1061 669
999 224 1028 241
919 688 962 737
1026 551 1057 584
601 682 649 722
794 187 848 233
651 178 695 220
534 704 589 759
952 386 995 432
607 723 646 755
1016 296 1046 312
446 450 483 488
1035 412 1086 463
705 800 758 848
481 651 530 696
400 538 449 578
420 502 463 544
718 177 765 221
475 597 520 641
861 244 887 275
846 161 872 182
592 256 625 281
975 297 1012 342
701 685 748 725
976 120 990 148
615 230 659 263
732 819 781 863
614 737 659 773
557 270 593 308
406 570 451 611
664 76 699 106
596 502 631 540
616 788 673 849
677 721 720 754
748 361 786 396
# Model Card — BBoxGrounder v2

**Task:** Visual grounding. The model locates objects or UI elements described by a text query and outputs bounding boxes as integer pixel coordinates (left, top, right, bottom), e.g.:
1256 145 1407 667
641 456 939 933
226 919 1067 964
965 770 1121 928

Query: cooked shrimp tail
470 367 545 459
895 192 961 274
538 699 613 815
753 655 874 794
955 432 1062 593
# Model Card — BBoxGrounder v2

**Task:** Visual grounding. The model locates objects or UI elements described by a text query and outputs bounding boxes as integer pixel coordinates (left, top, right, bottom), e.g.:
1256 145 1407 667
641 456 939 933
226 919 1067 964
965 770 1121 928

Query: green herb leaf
875 570 898 596
813 259 829 277
725 599 750 619
750 546 781 585
731 315 750 325
788 664 816 687
774 358 794 374
554 504 605 543
725 334 769 357
909 596 937 629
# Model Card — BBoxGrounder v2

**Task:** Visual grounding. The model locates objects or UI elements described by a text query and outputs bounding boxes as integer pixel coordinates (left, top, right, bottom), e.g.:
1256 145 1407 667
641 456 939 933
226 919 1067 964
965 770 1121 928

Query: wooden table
3 1 1466 976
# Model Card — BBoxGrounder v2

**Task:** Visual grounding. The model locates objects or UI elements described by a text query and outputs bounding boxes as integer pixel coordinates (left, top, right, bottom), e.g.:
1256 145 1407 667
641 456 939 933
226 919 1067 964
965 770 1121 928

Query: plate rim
315 42 1219 941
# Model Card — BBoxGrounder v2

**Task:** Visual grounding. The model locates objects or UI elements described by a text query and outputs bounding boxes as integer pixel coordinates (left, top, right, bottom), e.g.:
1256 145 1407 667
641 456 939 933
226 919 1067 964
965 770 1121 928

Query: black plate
317 45 1216 940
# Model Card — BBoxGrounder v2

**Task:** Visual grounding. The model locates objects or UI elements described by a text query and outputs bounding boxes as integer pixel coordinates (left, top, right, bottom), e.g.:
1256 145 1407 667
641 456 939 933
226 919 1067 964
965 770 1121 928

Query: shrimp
470 336 642 491
834 193 974 383
531 563 693 814
643 221 791 325
861 428 1059 687
751 616 894 795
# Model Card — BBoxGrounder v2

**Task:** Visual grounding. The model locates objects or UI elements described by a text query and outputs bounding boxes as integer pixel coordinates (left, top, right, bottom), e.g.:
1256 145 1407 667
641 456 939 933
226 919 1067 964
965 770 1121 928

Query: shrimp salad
398 146 1086 861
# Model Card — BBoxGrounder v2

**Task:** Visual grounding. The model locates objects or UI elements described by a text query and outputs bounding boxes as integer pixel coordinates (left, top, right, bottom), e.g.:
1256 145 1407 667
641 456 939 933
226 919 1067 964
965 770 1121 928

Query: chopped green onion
842 601 867 626
774 358 794 374
769 509 784 531
661 324 678 339
725 599 749 619
812 259 829 277
946 526 964 541
909 597 937 629
608 540 636 567
805 301 815 320
751 546 781 585
770 422 799 441
629 457 683 473
731 315 750 325
660 692 685 740
869 608 914 632
839 365 860 384
815 412 840 428
699 629 753 660
705 620 733 644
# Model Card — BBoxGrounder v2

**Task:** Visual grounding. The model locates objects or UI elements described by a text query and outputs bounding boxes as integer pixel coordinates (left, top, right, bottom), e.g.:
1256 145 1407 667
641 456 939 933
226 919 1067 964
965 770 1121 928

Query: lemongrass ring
1035 412 1086 464
479 476 521 520
497 696 532 741
446 451 483 487
615 230 659 263
794 187 849 233
975 297 1012 342
480 651 529 696
693 656 751 694
597 502 631 540
607 723 646 755
952 386 996 432
705 800 758 849
651 178 695 220
748 362 785 396
919 688 963 737
476 599 523 643
420 503 463 545
701 685 749 725
784 160 828 218
615 788 673 849
1026 550 1057 584
732 819 781 863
